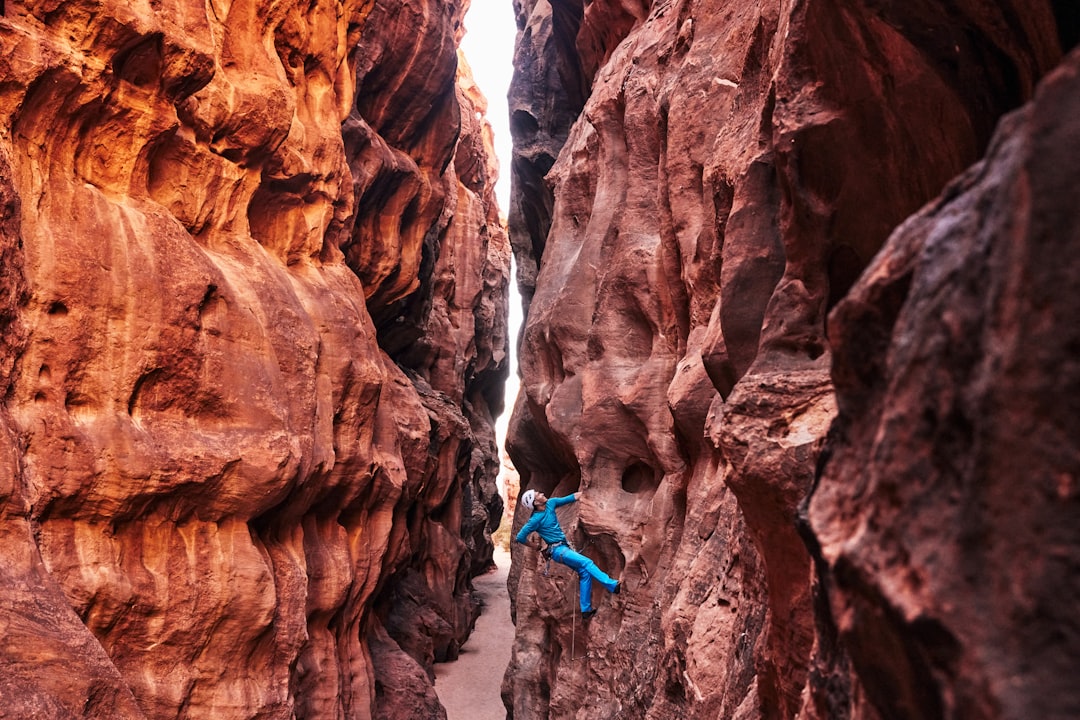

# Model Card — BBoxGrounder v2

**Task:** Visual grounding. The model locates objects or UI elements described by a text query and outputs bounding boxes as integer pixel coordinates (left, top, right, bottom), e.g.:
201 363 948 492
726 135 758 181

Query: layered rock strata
505 0 1076 718
0 0 508 718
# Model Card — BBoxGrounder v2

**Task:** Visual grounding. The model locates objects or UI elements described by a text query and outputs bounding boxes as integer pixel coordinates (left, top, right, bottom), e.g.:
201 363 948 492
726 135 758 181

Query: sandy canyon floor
435 547 514 719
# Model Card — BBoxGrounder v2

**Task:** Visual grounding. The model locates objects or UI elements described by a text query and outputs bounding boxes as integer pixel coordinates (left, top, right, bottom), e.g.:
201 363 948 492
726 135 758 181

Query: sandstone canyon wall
0 0 509 718
504 1 1078 718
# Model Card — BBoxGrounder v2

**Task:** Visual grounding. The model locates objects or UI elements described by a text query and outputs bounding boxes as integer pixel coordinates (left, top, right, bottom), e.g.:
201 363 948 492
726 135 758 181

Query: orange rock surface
0 0 508 718
504 0 1076 718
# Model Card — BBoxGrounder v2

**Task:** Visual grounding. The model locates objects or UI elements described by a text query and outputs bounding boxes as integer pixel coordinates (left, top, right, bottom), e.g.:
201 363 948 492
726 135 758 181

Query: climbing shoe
581 608 597 620
613 582 621 595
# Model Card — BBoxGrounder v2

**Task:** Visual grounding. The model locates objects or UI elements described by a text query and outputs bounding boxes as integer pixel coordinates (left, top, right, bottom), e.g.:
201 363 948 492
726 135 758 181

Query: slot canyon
0 1 1076 720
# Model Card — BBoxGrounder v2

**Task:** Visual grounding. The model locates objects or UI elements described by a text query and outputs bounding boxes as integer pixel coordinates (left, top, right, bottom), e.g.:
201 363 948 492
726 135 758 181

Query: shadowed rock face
811 50 1080 720
0 0 508 718
505 0 1076 718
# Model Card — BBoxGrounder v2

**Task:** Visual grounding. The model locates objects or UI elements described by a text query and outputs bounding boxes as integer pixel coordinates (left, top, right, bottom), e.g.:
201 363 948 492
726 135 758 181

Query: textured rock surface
0 0 508 717
505 0 1076 718
811 49 1080 720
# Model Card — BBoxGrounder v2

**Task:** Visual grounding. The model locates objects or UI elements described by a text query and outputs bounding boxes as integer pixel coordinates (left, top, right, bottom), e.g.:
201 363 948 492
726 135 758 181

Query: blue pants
552 545 618 613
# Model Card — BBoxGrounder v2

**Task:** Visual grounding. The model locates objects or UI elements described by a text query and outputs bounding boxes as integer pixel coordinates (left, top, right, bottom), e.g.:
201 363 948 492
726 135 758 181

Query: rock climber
515 489 620 618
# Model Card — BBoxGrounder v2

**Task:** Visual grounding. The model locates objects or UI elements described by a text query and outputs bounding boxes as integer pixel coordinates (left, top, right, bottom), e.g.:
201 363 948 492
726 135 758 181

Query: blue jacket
515 494 577 545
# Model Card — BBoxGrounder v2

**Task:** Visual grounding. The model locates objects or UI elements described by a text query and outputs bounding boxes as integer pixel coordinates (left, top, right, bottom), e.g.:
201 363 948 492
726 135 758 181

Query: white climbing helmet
520 489 537 510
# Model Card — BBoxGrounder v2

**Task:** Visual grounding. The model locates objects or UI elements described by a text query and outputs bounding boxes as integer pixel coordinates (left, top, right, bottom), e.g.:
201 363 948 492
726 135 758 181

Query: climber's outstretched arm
547 492 579 510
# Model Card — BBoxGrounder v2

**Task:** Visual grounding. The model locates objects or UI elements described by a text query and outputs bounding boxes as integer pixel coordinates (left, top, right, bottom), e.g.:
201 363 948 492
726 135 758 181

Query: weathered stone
0 0 508 717
507 0 590 311
505 0 1074 718
810 48 1080 720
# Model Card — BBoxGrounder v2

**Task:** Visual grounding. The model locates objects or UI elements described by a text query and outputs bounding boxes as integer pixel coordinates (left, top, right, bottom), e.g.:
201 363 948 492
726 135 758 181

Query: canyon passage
1 1 1079 720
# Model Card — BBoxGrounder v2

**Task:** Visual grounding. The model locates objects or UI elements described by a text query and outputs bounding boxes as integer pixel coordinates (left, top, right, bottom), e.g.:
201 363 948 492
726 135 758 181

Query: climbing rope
540 542 580 662
536 513 594 664
571 578 577 661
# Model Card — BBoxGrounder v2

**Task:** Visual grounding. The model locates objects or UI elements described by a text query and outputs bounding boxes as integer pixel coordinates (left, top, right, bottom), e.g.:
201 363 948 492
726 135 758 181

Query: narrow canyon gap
504 1 1080 719
0 1 1078 720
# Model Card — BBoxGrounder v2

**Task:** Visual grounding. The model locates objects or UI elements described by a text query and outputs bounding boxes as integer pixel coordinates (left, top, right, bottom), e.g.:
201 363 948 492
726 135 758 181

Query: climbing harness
540 539 571 576
541 541 555 576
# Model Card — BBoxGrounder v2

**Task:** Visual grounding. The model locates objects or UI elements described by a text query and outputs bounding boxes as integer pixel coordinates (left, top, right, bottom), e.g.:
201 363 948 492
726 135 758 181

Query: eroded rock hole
128 368 164 416
112 33 164 88
511 109 539 140
621 461 655 494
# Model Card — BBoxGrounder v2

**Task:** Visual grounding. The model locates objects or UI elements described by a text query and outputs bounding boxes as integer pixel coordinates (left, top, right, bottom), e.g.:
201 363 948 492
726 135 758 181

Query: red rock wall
811 49 1080 720
505 0 1076 718
0 0 508 718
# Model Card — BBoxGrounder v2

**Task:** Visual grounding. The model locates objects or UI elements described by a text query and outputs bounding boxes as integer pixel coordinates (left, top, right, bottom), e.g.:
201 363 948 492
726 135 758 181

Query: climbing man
515 489 620 618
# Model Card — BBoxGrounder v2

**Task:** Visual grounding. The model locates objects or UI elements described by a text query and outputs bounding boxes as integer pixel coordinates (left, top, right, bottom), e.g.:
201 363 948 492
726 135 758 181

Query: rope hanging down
571 578 577 661
540 540 580 661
